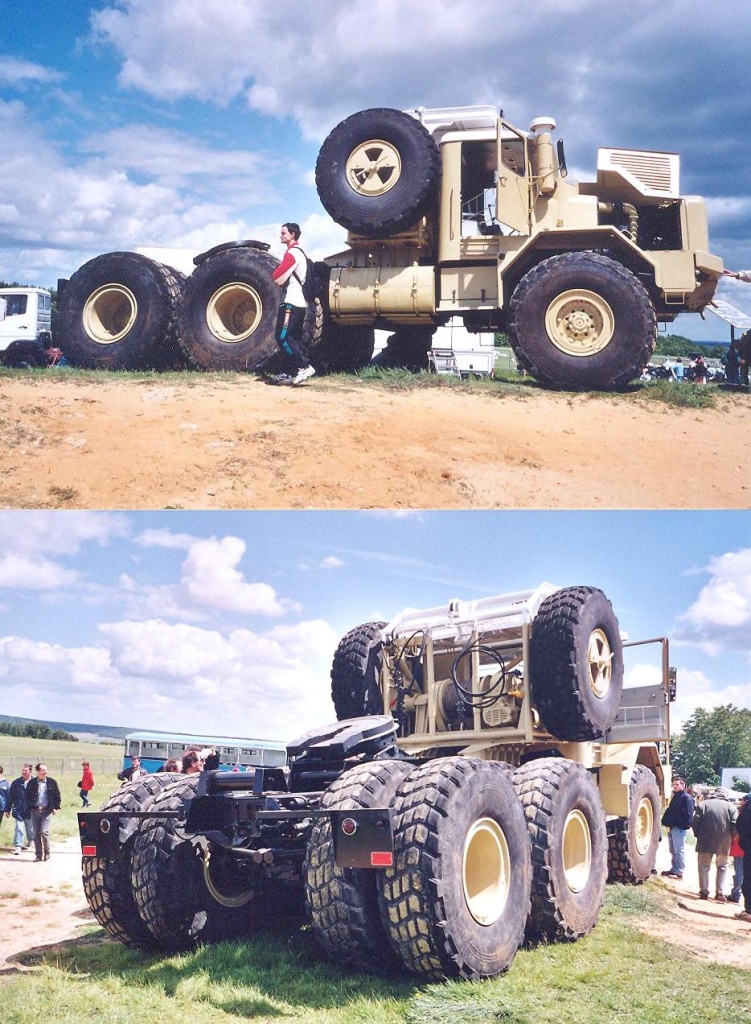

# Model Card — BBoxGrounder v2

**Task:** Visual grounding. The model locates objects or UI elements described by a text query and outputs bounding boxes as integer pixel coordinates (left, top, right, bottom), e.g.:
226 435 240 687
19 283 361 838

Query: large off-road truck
57 105 722 388
79 583 674 982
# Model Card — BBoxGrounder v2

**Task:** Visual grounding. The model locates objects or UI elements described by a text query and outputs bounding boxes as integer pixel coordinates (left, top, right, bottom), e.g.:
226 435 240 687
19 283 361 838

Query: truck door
496 121 531 234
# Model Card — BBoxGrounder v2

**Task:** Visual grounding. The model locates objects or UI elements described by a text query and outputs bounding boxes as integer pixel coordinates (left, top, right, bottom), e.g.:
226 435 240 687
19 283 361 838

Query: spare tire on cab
316 108 441 237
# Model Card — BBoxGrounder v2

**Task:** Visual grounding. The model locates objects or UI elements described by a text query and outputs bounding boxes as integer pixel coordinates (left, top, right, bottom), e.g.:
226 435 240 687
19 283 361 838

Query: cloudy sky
3 0 751 340
0 510 748 743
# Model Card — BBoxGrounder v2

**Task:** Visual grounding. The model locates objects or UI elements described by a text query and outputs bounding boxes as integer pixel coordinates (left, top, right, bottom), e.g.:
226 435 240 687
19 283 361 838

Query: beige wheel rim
634 796 654 856
462 817 511 925
562 809 592 892
201 846 253 908
545 289 615 356
588 628 614 699
346 139 401 197
206 282 263 343
83 284 137 344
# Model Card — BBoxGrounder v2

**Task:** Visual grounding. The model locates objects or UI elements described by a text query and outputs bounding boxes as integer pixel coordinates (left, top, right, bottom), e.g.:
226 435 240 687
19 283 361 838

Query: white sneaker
292 365 316 385
13 847 20 855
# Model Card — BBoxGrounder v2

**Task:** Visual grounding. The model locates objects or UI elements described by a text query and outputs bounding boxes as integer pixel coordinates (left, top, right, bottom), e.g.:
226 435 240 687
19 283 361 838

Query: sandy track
1 375 749 510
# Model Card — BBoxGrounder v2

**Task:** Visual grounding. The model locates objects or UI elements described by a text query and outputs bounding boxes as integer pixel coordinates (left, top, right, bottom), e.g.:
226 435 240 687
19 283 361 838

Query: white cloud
0 553 76 591
0 615 340 740
677 549 751 657
0 57 65 87
0 511 127 592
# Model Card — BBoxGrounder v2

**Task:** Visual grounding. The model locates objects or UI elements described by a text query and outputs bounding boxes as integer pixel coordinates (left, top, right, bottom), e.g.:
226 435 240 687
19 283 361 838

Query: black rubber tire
56 252 184 370
508 252 656 390
131 775 254 950
530 586 624 741
303 759 415 969
372 326 435 371
379 757 531 981
330 621 386 720
81 773 182 948
177 245 322 371
607 765 661 884
513 757 608 942
312 321 376 373
316 108 441 237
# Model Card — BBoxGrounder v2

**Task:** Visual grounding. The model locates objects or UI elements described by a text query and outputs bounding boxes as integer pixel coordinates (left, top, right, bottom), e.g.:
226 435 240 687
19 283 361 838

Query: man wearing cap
692 787 738 901
25 763 61 861
660 775 694 879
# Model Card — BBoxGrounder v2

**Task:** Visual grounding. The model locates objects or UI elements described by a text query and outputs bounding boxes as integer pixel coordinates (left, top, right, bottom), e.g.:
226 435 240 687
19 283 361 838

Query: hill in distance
0 713 139 744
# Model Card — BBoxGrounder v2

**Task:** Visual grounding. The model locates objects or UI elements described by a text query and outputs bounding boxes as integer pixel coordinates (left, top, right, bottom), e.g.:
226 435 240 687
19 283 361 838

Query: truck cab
0 286 52 367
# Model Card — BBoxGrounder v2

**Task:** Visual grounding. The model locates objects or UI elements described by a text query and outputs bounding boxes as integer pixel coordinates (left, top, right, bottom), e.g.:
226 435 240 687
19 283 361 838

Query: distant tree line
0 721 78 742
671 705 751 787
654 334 729 360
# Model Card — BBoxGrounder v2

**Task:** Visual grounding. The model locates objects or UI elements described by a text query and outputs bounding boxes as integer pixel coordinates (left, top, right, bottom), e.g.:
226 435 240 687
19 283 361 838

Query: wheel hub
587 628 614 698
83 284 138 344
206 282 263 343
462 817 511 926
346 140 401 197
634 797 654 855
201 846 253 908
562 809 592 893
545 289 615 356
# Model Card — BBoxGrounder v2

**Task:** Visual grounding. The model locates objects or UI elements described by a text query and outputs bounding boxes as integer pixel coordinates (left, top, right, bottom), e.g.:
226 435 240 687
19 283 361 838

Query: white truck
0 286 52 367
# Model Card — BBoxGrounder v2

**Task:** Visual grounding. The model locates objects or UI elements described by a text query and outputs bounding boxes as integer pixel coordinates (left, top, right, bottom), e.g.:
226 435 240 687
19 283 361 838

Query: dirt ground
1 373 750 509
0 827 749 975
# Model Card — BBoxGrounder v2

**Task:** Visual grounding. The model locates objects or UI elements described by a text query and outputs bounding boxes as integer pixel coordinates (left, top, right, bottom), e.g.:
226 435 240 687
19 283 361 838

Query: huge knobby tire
312 321 376 373
177 246 321 371
56 252 184 370
131 775 254 950
331 620 386 720
514 757 608 943
303 759 414 969
372 325 435 372
81 773 182 948
316 108 441 237
607 765 661 884
379 757 531 981
530 586 623 741
508 252 656 390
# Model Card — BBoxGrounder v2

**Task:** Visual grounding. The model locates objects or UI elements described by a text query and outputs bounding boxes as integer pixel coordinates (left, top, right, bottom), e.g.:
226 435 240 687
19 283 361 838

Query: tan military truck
78 582 673 983
57 105 722 388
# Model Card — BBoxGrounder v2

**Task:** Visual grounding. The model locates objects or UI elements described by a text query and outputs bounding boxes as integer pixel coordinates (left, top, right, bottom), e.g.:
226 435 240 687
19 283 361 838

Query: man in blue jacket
660 775 694 879
3 763 33 855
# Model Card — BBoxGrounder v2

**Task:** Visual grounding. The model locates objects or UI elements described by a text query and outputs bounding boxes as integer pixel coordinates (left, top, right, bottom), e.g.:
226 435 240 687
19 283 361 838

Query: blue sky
0 510 748 742
3 0 751 341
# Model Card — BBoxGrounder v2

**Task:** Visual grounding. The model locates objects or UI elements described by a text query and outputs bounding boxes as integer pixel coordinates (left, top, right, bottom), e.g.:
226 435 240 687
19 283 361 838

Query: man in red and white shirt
271 222 315 384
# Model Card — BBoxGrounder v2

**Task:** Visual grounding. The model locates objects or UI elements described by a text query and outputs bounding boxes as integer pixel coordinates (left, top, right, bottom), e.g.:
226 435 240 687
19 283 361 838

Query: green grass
1 885 749 1024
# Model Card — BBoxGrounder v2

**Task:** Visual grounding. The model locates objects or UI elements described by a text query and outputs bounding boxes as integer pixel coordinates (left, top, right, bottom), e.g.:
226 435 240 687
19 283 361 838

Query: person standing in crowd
25 763 61 862
4 763 33 855
79 760 95 808
729 794 748 905
693 787 737 900
181 749 205 774
734 793 751 922
271 222 316 386
660 775 695 879
117 755 148 785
